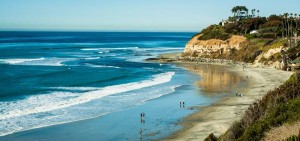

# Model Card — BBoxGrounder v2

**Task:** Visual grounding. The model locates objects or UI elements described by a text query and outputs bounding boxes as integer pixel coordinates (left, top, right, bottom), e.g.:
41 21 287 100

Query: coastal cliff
179 33 300 140
152 8 300 140
178 8 300 140
181 33 292 69
183 34 247 57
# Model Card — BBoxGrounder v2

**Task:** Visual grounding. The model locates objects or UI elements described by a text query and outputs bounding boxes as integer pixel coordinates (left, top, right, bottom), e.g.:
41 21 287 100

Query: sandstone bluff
183 34 247 57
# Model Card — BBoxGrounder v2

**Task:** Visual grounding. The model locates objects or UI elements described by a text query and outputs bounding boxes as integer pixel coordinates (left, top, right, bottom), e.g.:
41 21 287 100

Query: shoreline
150 53 294 141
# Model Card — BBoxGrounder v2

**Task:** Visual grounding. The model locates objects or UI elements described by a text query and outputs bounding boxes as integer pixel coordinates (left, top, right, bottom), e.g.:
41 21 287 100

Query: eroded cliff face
252 46 283 68
183 34 247 56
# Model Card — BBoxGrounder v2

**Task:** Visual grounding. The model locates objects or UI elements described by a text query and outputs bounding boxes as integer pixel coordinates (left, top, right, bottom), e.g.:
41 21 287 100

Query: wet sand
152 54 294 141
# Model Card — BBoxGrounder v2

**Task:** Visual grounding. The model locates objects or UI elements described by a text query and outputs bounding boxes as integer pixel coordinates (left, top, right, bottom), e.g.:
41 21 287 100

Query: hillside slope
219 72 300 141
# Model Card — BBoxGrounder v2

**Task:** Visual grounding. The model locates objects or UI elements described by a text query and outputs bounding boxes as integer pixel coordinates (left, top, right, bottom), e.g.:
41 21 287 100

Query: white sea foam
49 87 99 91
90 65 120 68
0 72 175 120
0 58 45 64
80 48 99 51
0 72 178 137
80 47 139 51
143 67 155 70
84 57 100 60
84 63 120 69
0 84 180 137
0 57 74 66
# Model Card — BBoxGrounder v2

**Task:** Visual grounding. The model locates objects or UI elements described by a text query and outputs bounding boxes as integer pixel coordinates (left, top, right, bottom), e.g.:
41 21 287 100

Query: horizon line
0 29 200 33
0 30 199 33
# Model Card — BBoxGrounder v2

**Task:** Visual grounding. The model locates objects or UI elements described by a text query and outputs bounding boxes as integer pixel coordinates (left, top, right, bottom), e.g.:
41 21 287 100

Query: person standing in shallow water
139 128 143 141
140 113 145 123
179 100 185 108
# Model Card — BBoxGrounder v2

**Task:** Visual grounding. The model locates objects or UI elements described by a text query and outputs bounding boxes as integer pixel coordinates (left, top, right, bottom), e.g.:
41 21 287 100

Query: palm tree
298 14 300 30
289 13 295 47
294 14 299 46
297 14 300 30
284 13 289 37
294 14 298 32
290 13 294 37
257 10 260 17
251 9 255 17
280 14 285 38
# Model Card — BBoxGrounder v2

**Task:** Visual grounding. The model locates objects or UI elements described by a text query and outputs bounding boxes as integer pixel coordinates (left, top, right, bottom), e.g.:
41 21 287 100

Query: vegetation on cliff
192 6 300 140
187 6 300 69
231 38 287 63
198 16 289 41
219 72 300 141
198 7 300 40
198 25 231 40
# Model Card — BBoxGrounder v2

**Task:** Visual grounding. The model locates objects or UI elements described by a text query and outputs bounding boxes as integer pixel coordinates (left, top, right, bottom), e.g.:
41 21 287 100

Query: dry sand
263 121 300 141
154 54 294 141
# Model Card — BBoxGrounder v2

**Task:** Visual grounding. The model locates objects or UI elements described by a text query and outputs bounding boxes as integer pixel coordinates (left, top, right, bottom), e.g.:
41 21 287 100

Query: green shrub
245 34 257 40
261 38 287 52
237 96 300 141
198 25 232 40
260 32 277 39
221 72 300 141
269 53 282 62
229 43 263 63
284 135 299 141
224 22 240 34
259 56 268 64
199 30 231 40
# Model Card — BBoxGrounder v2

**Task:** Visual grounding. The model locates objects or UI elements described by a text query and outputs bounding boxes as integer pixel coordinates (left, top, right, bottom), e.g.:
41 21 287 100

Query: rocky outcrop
262 46 283 59
252 46 284 68
183 34 247 56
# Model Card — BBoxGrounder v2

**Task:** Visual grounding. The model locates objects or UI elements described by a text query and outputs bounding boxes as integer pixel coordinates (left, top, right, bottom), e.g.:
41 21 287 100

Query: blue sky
0 0 299 32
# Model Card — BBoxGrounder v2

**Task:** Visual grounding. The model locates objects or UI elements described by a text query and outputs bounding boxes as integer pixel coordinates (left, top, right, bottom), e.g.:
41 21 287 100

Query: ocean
0 32 218 141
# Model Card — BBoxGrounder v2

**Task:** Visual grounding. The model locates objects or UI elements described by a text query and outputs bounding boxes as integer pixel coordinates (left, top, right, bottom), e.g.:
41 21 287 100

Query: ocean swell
0 72 175 120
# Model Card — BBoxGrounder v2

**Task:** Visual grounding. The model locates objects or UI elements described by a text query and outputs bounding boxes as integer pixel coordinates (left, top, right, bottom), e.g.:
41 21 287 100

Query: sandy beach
153 53 294 141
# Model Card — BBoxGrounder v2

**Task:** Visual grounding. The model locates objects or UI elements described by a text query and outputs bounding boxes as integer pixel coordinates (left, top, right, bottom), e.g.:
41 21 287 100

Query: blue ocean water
0 32 217 140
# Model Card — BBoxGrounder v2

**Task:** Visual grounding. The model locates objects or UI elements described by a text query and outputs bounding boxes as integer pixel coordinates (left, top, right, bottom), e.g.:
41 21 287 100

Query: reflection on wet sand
180 63 243 94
